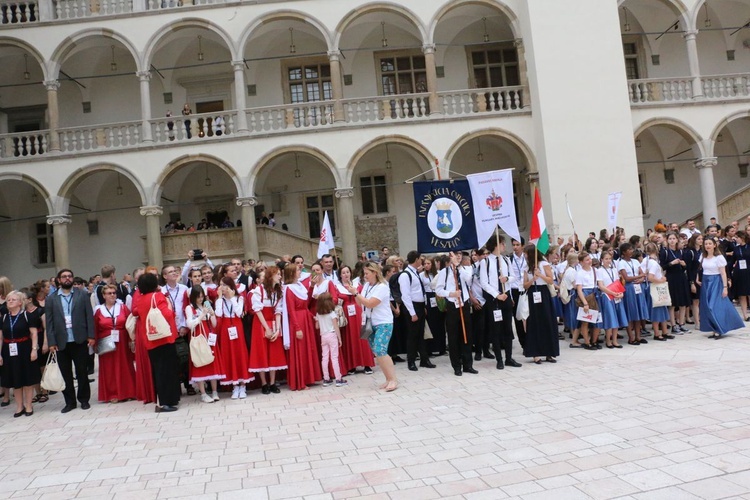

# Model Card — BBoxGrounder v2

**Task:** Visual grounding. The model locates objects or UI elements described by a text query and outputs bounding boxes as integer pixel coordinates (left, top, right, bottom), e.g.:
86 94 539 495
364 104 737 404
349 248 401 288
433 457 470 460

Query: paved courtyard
3 327 750 500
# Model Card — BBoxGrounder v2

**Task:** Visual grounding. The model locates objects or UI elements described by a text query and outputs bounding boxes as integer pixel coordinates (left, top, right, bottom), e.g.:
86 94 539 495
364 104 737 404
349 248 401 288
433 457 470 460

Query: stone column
44 80 60 151
684 30 704 99
47 214 71 271
515 38 530 108
236 197 259 260
137 71 153 142
231 61 249 132
422 44 441 115
335 188 357 266
327 51 346 122
694 157 718 222
140 205 163 268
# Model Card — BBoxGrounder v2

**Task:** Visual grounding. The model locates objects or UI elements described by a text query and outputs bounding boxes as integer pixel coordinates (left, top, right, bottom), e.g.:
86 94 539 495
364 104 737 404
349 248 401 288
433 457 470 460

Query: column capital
46 214 71 225
694 157 718 169
231 60 246 71
44 79 60 91
422 44 436 55
335 188 355 199
236 196 258 207
525 170 540 184
327 51 341 62
514 38 524 49
139 205 163 217
136 70 151 82
683 29 699 40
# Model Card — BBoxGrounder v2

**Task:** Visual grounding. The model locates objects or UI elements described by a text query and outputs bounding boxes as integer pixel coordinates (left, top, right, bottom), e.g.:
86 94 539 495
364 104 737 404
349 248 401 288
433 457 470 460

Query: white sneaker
239 386 247 399
212 391 220 402
201 393 214 404
231 386 240 400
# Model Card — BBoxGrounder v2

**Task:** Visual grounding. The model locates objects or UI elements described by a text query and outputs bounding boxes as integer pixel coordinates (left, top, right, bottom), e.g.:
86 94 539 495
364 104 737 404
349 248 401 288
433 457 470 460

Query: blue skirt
563 289 577 330
623 282 649 322
650 305 670 323
699 275 744 335
577 288 602 328
598 293 628 329
552 295 564 318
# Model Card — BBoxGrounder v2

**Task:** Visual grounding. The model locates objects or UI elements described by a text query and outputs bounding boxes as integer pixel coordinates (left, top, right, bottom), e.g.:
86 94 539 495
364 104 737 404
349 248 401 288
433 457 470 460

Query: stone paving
2 326 750 500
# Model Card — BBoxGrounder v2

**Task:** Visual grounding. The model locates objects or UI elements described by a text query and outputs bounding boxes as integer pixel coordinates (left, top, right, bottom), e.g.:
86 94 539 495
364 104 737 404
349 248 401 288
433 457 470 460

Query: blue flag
413 180 478 253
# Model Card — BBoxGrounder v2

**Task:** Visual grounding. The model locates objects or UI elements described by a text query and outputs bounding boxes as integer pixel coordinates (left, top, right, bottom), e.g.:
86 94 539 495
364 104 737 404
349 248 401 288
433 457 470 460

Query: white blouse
575 267 597 288
617 258 640 277
596 266 619 287
702 255 727 276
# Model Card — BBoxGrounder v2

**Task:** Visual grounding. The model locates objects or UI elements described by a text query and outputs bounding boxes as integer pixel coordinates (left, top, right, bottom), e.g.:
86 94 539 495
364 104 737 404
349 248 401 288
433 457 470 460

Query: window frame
359 173 389 215
302 190 337 240
374 49 428 96
622 35 647 81
465 43 521 89
32 220 55 267
281 56 333 105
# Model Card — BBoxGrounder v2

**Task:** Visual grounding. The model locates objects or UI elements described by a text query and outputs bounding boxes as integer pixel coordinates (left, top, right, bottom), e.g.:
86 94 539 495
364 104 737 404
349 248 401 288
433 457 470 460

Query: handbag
515 292 529 320
41 351 66 392
146 294 172 341
559 285 570 304
125 313 137 341
96 335 117 356
650 281 672 307
335 305 348 328
190 323 215 368
360 316 373 340
575 292 599 311
547 283 558 298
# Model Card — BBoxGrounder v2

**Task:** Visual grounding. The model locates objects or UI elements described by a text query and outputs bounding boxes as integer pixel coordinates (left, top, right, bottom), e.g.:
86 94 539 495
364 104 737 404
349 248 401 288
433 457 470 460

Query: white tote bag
190 324 215 368
515 293 530 321
41 351 66 392
146 295 172 341
650 282 672 307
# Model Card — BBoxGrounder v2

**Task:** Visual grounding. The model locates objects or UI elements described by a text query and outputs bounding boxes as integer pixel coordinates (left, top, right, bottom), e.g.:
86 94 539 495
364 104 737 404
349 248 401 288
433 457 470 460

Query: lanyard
166 286 179 306
668 248 679 261
624 259 635 276
222 298 234 317
261 285 277 307
61 294 73 314
605 266 616 282
514 255 525 276
105 304 118 328
8 313 20 337
362 283 376 313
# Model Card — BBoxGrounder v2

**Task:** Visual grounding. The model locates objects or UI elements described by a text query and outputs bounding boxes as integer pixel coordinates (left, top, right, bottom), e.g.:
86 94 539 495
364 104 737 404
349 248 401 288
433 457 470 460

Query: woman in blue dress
700 237 743 338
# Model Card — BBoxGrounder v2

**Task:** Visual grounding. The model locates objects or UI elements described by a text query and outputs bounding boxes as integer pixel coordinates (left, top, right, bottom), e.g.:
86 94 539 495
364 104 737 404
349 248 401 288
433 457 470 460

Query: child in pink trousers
315 293 348 387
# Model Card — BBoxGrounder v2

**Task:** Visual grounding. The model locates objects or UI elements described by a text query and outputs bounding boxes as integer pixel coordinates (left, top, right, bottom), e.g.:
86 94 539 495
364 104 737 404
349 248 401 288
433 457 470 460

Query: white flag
607 192 622 234
317 211 335 259
467 169 521 247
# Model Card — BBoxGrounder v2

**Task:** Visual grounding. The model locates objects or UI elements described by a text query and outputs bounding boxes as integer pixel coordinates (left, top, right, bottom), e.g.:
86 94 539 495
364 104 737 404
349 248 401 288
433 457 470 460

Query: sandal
38 395 49 403
627 340 640 345
31 395 41 403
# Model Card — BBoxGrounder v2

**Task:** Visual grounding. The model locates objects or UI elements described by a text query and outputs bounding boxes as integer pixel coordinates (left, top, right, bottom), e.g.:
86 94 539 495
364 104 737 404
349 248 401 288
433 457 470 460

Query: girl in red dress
131 267 157 404
248 267 287 394
336 265 375 375
215 277 253 399
282 265 322 390
185 287 226 404
94 284 136 403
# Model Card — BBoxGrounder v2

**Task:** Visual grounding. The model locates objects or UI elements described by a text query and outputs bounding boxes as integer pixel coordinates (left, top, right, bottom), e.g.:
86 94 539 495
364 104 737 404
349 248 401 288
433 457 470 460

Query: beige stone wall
355 215 399 257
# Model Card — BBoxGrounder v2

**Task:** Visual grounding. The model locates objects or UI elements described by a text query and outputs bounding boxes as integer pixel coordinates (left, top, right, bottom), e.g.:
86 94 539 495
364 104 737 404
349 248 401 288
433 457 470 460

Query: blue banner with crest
413 180 478 253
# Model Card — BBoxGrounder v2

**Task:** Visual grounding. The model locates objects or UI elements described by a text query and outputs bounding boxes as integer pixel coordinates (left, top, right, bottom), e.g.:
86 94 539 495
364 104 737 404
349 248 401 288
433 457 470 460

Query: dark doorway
206 210 228 228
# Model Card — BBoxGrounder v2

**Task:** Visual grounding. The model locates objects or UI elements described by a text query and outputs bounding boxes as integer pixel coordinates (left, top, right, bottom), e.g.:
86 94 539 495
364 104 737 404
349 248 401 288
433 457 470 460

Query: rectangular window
623 42 640 80
470 46 520 88
305 193 336 239
35 222 55 265
360 175 388 214
376 51 429 117
287 62 333 126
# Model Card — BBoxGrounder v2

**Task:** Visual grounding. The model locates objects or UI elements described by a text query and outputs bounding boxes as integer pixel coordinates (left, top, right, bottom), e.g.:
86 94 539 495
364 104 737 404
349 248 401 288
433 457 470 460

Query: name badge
9 343 18 357
429 297 436 308
740 260 748 270
208 333 217 346
634 285 642 294
111 330 120 342
65 315 72 329
361 314 367 326
347 304 357 317
614 298 622 304
493 309 503 322
532 291 542 304
228 326 239 340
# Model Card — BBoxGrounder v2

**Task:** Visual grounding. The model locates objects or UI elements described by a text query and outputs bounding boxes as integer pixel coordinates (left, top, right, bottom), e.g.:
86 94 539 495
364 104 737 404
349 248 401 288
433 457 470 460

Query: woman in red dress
249 267 287 394
131 267 157 404
336 265 375 375
94 284 136 403
185 287 226 404
282 264 321 390
215 277 253 399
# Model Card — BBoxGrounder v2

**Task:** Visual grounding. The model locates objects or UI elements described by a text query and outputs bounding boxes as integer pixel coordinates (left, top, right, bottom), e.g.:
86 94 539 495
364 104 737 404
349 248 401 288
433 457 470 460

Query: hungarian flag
530 187 550 255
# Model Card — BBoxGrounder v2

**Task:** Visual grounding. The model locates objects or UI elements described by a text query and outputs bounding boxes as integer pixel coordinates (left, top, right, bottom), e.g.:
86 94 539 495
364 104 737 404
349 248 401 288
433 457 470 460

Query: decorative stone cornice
136 71 151 82
422 44 436 55
46 214 71 225
683 29 699 40
525 171 540 184
514 38 524 49
43 80 60 91
327 51 340 62
335 188 354 199
236 197 258 207
231 60 246 71
694 157 718 169
139 205 164 217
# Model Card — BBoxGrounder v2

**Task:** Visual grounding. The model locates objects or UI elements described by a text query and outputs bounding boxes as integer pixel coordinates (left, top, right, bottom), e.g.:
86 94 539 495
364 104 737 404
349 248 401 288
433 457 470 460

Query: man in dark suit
46 268 95 413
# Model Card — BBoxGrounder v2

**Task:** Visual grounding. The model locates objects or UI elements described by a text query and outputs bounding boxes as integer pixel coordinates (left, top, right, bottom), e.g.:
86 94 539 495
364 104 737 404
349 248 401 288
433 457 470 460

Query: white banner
607 192 622 235
467 169 520 248
317 211 335 259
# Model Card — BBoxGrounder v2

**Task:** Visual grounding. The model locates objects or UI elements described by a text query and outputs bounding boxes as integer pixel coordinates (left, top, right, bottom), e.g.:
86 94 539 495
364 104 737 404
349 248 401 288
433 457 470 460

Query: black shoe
261 385 271 395
364 367 373 375
505 359 522 368
419 361 436 368
464 368 479 374
454 369 462 376
392 355 405 363
408 363 418 372
159 405 178 412
186 386 197 396
0 401 9 407
639 339 648 344
81 402 91 410
474 352 481 361
61 404 76 414
347 369 356 375
14 410 26 418
269 384 280 394
482 350 495 360
496 361 504 370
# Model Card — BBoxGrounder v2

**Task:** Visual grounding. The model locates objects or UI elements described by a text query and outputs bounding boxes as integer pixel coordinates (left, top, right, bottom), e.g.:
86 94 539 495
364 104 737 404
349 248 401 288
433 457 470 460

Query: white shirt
362 282 391 326
471 262 486 306
479 253 513 298
215 295 243 318
575 267 597 288
561 267 577 290
509 253 528 290
162 283 189 329
398 265 425 316
435 266 472 306
597 266 619 287
251 285 283 314
702 255 727 275
618 258 640 277
646 258 663 280
420 273 434 293
316 311 337 335
530 260 553 286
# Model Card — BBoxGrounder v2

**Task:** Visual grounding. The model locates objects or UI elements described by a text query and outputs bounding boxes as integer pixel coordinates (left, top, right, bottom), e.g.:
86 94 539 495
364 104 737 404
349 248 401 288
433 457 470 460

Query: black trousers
406 303 428 363
388 307 406 356
446 302 473 370
472 304 490 355
484 295 515 362
148 343 181 407
57 341 91 407
510 289 527 348
425 293 446 354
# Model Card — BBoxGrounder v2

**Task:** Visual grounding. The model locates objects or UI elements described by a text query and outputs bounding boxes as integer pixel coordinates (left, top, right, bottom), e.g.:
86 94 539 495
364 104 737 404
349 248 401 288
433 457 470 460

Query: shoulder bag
575 269 599 310
125 313 137 341
41 351 66 392
96 335 117 356
360 284 374 339
190 322 215 368
650 281 672 307
146 294 172 341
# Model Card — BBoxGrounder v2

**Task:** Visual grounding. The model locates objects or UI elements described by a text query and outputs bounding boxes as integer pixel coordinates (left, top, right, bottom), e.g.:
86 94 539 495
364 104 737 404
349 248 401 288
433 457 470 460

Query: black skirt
665 268 691 307
732 265 750 297
1 341 41 389
523 285 560 358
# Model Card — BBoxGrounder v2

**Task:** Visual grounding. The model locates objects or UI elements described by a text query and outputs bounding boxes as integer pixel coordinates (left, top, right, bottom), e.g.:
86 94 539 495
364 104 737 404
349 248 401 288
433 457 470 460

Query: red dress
248 285 288 373
130 290 155 404
337 285 375 372
215 295 253 385
284 283 322 390
185 305 226 383
94 302 136 402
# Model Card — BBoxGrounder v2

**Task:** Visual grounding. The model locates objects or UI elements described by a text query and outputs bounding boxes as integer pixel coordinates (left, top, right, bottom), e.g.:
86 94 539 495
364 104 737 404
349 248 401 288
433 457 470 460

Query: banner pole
496 225 505 294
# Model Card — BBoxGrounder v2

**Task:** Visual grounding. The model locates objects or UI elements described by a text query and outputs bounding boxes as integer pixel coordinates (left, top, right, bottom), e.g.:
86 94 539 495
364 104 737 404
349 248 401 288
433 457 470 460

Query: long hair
702 236 722 258
283 263 298 284
524 244 546 270
189 286 205 309
363 262 387 285
316 292 335 315
262 266 282 301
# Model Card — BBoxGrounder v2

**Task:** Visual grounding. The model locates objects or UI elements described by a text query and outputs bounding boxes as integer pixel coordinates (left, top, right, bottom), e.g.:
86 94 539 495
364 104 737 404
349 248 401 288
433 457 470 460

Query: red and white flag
317 211 335 259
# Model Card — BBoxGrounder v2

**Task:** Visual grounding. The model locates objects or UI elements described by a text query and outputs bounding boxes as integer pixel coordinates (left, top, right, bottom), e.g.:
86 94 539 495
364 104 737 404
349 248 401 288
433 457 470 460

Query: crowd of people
0 214 747 416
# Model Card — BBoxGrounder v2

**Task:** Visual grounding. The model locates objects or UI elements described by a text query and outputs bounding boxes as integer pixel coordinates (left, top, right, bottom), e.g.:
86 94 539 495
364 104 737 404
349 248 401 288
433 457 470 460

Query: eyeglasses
103 291 116 295
60 274 73 279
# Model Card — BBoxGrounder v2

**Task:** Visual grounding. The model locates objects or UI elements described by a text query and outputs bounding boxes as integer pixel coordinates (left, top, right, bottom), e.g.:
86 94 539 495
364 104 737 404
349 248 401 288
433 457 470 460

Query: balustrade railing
146 0 223 10
151 110 235 143
342 94 430 123
0 0 37 23
702 73 750 99
0 131 48 158
439 86 524 115
629 78 694 103
54 0 131 18
245 102 335 132
58 121 141 152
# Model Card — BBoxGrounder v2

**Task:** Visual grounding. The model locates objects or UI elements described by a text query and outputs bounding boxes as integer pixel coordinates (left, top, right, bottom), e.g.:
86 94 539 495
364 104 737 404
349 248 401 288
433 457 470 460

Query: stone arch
142 18 238 70
0 172 54 215
707 109 750 158
428 0 522 44
618 0 691 29
634 117 707 157
444 128 537 174
56 162 148 213
0 37 48 80
334 1 428 49
344 135 435 186
249 145 341 195
155 154 243 205
238 10 334 55
48 28 141 78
